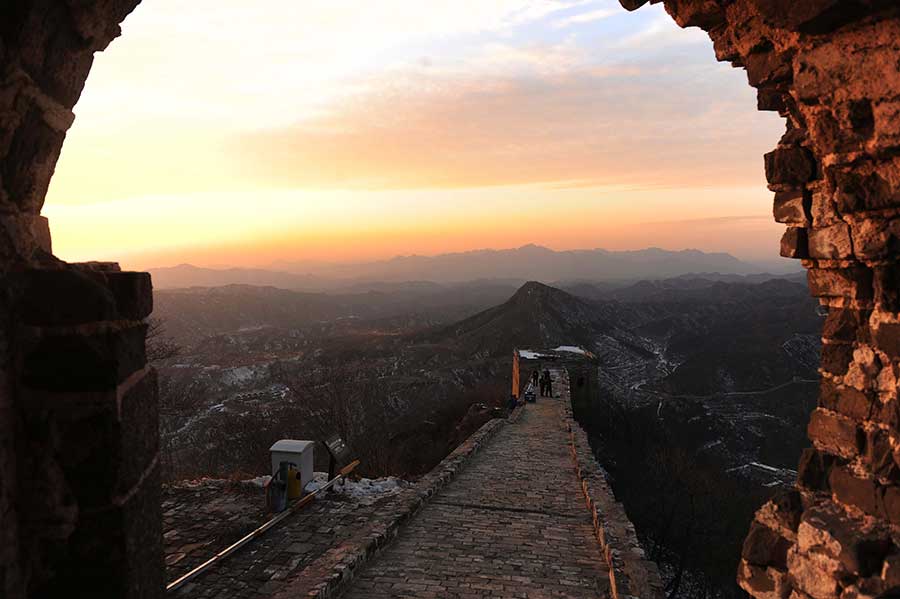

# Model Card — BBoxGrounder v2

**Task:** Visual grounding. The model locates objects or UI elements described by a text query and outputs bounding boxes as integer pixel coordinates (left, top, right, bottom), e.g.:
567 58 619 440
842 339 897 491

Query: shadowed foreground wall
619 2 900 598
0 0 899 598
0 2 160 598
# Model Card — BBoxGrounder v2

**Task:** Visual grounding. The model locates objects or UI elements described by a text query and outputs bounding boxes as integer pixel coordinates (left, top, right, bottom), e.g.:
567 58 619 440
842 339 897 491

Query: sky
44 0 787 270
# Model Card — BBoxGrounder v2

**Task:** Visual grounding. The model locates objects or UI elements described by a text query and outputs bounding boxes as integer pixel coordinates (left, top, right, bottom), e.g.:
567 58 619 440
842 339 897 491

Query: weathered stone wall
0 3 156 597
618 1 900 598
564 386 665 599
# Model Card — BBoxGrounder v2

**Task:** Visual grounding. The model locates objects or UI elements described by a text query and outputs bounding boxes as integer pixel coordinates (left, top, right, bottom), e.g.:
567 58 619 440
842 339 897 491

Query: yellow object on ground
287 466 303 499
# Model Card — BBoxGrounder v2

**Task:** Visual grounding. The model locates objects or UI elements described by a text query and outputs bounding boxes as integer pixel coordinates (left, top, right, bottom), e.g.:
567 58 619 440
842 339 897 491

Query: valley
151 268 820 599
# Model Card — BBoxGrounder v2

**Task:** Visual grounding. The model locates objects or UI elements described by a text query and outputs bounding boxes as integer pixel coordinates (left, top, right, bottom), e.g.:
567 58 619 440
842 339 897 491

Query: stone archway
1 1 899 598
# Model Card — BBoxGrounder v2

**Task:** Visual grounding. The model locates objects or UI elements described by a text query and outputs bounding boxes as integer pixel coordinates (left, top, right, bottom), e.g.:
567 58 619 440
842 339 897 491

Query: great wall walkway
167 365 661 599
340 387 611 598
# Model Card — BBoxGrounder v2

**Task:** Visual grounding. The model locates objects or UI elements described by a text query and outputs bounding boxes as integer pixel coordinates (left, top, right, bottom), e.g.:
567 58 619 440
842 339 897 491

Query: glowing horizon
44 0 786 271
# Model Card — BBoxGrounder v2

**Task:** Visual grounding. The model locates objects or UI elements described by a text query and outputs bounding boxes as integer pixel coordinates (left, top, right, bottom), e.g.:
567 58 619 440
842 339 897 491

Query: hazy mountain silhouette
150 264 326 290
282 244 759 282
153 245 762 289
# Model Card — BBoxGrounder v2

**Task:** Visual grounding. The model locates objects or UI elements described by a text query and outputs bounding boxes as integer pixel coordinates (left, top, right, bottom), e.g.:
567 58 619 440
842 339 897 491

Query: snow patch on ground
554 346 587 355
220 365 261 386
519 350 549 360
246 475 271 488
304 472 410 505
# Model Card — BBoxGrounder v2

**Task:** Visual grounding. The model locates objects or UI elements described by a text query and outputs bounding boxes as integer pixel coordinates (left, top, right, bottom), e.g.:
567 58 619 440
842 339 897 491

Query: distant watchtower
512 347 599 421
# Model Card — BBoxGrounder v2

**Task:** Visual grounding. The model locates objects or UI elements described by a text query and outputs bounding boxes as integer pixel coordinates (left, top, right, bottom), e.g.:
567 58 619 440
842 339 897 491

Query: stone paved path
164 482 403 598
341 380 610 598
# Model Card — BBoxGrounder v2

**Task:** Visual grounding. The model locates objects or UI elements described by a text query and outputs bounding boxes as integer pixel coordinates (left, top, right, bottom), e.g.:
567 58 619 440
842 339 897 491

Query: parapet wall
4 264 162 597
563 398 666 599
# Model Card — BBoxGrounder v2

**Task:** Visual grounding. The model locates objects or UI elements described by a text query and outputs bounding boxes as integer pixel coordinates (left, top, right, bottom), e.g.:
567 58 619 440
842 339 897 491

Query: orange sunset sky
43 0 787 270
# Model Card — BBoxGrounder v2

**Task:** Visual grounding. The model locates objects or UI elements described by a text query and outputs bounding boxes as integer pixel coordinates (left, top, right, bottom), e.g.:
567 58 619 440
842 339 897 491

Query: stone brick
808 409 860 459
787 547 842 599
665 0 725 29
809 223 853 260
738 561 791 599
833 167 900 214
819 380 873 421
745 46 793 88
822 309 867 344
880 486 900 526
744 521 792 568
766 148 816 186
782 228 810 259
849 218 896 261
770 490 804 533
798 448 836 492
821 343 855 376
105 271 153 321
828 466 880 516
21 268 117 326
22 324 147 392
811 190 842 227
758 88 788 113
874 264 900 313
799 504 892 577
864 427 898 481
118 370 160 495
872 397 900 430
23 370 158 510
873 322 900 357
3 107 66 213
774 190 810 225
747 0 843 31
39 465 164 599
808 267 874 301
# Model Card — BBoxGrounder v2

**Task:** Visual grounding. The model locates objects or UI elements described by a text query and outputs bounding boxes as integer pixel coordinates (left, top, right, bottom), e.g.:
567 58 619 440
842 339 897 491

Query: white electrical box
269 440 315 491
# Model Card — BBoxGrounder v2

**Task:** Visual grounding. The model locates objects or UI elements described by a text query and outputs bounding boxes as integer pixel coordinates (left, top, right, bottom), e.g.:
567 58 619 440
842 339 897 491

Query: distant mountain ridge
149 264 324 290
151 245 769 289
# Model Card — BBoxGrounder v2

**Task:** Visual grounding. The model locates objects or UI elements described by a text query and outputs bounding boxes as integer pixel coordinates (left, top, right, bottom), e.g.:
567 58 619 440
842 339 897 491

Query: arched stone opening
1 1 899 598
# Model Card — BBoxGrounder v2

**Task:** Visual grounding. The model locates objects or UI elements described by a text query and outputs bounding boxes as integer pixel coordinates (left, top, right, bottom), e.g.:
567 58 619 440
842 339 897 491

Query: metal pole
166 460 361 593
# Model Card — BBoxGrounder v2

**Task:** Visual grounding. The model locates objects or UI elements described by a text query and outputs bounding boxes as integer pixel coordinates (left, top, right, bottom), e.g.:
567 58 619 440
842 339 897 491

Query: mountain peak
517 244 553 253
511 281 560 301
507 281 586 311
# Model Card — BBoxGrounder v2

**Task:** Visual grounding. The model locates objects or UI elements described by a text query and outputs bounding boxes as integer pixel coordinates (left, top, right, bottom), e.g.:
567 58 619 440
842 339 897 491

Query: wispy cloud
616 13 710 49
554 7 619 28
230 62 779 191
473 38 586 75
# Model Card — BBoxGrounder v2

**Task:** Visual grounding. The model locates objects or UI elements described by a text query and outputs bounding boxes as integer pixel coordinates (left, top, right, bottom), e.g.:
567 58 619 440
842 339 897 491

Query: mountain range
149 245 798 290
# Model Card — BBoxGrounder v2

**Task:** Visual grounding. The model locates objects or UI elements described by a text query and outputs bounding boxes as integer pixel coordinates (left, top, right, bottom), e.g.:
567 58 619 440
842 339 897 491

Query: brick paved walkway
341 378 610 598
165 484 396 598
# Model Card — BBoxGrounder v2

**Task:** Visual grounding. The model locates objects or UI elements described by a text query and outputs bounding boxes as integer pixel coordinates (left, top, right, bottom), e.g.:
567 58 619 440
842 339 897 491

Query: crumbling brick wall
618 1 900 597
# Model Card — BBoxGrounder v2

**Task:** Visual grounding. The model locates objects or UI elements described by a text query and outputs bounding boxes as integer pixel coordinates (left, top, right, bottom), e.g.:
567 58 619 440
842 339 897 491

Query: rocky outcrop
618 1 900 598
